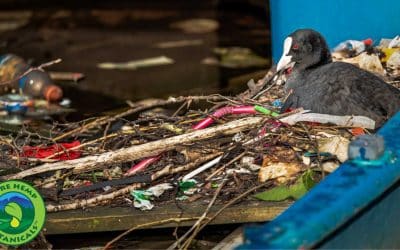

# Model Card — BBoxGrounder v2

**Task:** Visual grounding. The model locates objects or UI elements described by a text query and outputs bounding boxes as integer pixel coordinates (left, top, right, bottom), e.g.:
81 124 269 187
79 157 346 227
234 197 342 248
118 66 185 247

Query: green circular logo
0 180 46 246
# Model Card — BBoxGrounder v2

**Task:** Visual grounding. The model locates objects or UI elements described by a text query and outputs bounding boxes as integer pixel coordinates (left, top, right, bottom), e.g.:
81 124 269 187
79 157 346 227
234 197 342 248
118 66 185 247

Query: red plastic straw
124 155 162 176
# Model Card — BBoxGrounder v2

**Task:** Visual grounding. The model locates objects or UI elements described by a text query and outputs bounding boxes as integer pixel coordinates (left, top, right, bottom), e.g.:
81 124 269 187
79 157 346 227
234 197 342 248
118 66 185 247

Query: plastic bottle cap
363 38 373 46
44 85 63 102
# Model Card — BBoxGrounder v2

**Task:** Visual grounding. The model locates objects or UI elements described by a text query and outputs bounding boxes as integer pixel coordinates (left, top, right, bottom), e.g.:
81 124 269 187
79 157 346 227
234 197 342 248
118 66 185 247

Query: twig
250 70 280 99
100 122 111 150
46 182 142 212
167 178 227 250
103 217 201 250
205 151 246 181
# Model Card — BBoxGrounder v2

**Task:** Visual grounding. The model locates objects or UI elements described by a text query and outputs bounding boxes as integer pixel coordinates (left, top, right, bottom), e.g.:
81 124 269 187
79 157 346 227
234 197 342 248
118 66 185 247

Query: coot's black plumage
277 29 400 127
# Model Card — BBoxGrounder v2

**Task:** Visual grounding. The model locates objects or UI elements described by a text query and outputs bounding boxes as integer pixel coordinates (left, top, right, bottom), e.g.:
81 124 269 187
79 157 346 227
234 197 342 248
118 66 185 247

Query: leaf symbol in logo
4 202 23 228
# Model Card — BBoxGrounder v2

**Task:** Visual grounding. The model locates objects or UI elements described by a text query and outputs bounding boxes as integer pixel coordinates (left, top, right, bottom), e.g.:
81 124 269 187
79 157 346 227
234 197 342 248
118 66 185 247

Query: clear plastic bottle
333 39 373 57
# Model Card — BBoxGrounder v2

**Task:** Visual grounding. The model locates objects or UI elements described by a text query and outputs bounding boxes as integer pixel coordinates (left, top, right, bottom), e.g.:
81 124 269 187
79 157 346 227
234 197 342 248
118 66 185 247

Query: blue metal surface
269 0 400 62
239 112 400 249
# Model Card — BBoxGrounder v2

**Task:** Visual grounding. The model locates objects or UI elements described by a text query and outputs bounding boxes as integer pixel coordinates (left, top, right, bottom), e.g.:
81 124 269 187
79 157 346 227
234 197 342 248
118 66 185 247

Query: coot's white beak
277 37 294 72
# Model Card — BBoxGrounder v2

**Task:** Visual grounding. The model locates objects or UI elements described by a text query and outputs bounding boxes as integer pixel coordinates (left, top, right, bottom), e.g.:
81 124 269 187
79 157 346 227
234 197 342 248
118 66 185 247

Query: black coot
277 29 400 127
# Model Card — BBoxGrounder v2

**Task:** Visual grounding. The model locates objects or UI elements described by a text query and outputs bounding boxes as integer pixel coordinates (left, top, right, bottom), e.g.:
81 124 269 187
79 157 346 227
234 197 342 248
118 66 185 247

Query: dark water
0 1 270 247
0 0 270 118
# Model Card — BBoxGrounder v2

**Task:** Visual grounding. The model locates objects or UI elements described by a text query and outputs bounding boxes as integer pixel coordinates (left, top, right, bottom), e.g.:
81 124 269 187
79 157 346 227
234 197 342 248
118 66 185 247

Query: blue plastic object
239 112 400 249
0 94 31 114
269 0 400 62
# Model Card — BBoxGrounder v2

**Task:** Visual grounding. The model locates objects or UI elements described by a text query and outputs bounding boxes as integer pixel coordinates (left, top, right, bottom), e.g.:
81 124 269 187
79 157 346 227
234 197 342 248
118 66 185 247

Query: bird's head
277 29 332 73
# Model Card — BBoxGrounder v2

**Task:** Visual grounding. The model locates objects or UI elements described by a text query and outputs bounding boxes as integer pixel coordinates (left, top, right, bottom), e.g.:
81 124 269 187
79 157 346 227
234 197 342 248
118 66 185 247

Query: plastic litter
348 135 385 161
0 94 32 114
387 51 400 79
182 156 223 181
0 54 63 102
318 136 350 163
333 39 372 57
131 183 173 211
178 179 198 195
358 52 385 75
125 155 162 177
279 111 376 129
258 162 302 183
21 140 81 160
97 56 174 70
240 156 261 171
388 35 400 48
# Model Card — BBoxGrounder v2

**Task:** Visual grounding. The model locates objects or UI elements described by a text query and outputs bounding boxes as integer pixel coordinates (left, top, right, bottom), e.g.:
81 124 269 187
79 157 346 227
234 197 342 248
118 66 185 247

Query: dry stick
172 100 189 117
46 182 142 212
3 117 264 180
167 178 227 250
205 151 247 181
100 122 111 150
103 217 201 250
53 95 226 141
46 152 222 212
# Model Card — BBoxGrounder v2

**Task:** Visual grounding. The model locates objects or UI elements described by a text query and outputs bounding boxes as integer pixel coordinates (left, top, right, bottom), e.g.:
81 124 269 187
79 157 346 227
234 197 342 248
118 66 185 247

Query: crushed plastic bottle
387 51 400 79
358 52 385 75
333 39 373 57
0 54 63 102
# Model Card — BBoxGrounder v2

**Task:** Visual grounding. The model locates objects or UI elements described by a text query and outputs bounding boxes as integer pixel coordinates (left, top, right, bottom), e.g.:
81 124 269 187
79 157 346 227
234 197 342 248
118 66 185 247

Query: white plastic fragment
133 198 154 211
131 183 174 211
388 35 400 48
387 51 400 78
322 162 340 173
97 56 174 70
226 167 251 175
147 183 174 197
358 52 385 75
318 136 350 163
279 110 375 129
258 162 302 183
182 156 223 181
334 40 367 55
240 156 261 171
302 155 311 165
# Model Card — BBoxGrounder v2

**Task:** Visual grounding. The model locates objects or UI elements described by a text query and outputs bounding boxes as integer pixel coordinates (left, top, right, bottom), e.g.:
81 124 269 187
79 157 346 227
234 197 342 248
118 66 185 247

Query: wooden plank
44 201 290 235
212 226 244 250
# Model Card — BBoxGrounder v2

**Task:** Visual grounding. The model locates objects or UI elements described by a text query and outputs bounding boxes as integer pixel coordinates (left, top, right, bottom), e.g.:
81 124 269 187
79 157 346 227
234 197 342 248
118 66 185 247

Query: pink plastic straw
192 106 256 130
125 154 162 176
125 106 256 176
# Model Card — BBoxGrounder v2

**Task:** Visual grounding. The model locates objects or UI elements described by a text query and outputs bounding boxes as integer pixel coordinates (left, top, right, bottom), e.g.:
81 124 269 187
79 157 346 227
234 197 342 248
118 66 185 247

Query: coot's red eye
292 44 299 50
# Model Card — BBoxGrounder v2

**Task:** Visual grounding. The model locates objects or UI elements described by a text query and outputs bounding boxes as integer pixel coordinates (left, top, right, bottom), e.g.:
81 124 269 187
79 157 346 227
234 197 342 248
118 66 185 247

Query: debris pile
0 67 381 216
333 35 400 82
1 37 399 247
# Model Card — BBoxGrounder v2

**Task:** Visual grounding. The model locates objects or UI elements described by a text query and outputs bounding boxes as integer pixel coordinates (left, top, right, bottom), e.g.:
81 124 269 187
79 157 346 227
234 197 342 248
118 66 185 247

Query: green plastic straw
254 105 280 117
